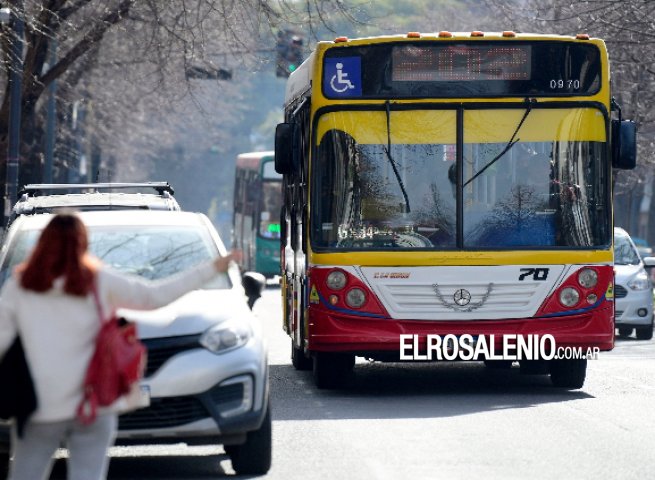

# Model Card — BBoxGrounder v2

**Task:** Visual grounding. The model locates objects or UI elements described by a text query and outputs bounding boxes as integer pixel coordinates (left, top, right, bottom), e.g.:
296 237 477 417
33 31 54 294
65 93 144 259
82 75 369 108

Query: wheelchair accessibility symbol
324 57 361 97
330 63 355 92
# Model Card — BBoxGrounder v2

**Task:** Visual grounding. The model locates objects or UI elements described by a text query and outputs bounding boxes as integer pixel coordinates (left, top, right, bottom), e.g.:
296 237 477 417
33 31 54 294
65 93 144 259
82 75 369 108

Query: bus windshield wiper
383 100 411 213
464 98 535 188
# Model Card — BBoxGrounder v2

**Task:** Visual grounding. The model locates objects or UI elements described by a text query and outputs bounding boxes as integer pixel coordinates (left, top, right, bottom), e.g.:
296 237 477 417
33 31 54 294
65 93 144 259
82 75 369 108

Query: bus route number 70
518 268 549 281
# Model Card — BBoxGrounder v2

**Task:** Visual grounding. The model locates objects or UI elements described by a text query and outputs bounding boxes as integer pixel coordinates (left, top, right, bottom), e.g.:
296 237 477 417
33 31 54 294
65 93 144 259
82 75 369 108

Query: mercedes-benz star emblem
453 289 472 306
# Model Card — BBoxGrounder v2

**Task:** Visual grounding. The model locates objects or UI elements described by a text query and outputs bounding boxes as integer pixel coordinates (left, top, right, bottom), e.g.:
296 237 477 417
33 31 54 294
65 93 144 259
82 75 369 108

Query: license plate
137 384 151 408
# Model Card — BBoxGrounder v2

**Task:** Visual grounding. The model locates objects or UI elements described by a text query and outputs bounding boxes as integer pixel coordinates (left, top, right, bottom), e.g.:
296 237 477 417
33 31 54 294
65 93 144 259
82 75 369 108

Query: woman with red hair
0 212 239 480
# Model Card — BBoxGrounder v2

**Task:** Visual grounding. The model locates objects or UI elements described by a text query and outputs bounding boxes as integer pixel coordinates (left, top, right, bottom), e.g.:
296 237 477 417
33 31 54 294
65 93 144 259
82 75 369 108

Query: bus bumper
307 305 614 353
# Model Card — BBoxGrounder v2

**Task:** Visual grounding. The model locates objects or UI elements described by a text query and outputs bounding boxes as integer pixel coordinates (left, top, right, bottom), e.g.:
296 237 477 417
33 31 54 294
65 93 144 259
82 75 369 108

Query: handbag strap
90 283 106 325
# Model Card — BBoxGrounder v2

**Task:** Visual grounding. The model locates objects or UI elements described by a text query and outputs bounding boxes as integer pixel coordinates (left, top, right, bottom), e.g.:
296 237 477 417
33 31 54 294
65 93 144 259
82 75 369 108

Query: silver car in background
0 210 270 476
614 227 655 340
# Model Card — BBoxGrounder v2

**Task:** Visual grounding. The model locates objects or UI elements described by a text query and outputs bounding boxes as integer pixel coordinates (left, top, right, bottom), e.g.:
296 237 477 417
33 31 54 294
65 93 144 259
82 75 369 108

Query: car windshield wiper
383 100 411 213
464 98 535 188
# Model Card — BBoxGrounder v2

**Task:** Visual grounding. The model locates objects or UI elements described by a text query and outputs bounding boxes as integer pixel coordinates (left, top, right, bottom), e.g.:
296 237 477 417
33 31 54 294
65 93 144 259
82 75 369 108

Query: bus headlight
326 270 347 290
577 268 598 288
559 287 580 307
628 271 651 291
345 287 367 308
200 321 251 354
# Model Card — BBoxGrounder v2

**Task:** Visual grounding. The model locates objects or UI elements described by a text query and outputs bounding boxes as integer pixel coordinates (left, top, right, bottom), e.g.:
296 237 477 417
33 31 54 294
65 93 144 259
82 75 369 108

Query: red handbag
76 284 147 425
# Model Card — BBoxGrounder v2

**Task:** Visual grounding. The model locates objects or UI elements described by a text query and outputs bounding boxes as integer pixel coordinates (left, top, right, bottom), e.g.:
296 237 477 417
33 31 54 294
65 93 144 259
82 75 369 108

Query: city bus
274 32 636 389
232 151 282 277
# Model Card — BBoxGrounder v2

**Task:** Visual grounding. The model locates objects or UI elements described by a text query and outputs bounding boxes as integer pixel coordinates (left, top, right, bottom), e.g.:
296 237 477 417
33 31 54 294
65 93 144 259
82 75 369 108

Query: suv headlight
200 320 251 354
628 271 651 291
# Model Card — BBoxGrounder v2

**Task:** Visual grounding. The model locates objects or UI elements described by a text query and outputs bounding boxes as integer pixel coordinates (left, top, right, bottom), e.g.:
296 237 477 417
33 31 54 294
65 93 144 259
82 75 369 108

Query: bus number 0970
550 79 580 89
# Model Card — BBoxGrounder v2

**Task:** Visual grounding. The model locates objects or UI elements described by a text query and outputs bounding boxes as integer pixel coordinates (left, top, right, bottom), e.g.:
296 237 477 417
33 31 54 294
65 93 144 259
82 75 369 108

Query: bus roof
313 32 602 46
285 32 607 105
236 151 274 171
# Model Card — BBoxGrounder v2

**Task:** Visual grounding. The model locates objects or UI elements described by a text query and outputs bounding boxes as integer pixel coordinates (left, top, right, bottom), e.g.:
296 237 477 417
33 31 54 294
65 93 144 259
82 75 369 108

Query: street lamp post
1 4 24 226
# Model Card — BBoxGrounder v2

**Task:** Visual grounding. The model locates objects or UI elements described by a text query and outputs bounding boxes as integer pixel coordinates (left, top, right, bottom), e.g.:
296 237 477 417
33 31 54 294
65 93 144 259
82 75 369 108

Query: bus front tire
313 352 355 389
550 358 587 389
291 340 313 370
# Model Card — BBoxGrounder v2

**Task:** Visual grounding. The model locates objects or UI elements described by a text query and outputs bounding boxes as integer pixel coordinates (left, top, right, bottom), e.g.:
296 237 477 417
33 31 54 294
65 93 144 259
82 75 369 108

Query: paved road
50 287 655 479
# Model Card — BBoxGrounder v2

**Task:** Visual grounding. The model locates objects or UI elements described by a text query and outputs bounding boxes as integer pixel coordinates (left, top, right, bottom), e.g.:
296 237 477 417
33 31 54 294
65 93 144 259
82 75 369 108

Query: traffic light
185 65 232 80
276 29 304 78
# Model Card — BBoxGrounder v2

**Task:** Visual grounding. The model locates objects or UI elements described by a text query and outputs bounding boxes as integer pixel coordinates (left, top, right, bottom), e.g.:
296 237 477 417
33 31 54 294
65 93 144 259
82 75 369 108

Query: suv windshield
0 225 230 289
312 107 609 250
614 232 641 266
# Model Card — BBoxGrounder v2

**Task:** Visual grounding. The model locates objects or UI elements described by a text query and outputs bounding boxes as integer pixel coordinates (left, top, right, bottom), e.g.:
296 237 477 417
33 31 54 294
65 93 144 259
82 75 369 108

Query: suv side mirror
242 272 266 309
642 256 655 268
275 123 300 174
612 119 637 170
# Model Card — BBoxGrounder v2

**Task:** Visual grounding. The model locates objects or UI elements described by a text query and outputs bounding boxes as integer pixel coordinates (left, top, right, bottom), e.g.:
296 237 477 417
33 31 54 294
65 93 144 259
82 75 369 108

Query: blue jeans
8 414 117 480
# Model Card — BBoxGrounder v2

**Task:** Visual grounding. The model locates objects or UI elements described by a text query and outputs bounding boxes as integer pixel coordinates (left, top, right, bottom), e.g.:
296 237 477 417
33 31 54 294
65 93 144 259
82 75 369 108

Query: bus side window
300 121 310 254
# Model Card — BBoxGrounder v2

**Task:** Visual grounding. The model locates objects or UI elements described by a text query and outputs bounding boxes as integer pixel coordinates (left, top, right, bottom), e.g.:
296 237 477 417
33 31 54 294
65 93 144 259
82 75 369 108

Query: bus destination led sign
392 44 532 82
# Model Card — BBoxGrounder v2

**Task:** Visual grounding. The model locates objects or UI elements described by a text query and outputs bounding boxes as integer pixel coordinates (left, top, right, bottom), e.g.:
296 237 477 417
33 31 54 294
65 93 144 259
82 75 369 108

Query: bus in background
275 32 637 389
233 151 282 277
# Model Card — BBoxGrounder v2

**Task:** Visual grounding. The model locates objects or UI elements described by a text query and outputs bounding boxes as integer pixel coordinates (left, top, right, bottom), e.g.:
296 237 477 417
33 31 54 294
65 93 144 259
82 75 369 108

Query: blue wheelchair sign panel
323 57 362 98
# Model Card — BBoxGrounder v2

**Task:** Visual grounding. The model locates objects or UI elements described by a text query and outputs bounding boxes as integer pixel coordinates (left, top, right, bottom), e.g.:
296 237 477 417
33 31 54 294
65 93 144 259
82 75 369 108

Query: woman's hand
214 250 242 273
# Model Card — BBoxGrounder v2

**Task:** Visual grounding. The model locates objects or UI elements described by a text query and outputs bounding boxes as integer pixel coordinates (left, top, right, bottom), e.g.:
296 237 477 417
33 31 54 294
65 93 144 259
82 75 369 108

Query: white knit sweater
0 261 219 422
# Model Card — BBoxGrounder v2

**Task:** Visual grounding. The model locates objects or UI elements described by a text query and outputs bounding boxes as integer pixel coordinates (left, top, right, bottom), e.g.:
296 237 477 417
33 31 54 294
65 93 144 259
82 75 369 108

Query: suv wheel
636 325 653 340
313 352 355 389
617 327 633 337
550 359 587 389
226 401 272 475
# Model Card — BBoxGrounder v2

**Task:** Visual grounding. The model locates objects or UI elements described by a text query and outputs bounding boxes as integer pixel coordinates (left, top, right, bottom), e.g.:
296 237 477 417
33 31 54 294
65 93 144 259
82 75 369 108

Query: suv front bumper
115 337 268 444
615 286 653 327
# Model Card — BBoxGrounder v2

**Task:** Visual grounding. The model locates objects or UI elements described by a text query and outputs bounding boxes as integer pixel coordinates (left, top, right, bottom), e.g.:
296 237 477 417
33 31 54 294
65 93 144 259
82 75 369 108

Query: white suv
614 227 655 340
0 211 270 475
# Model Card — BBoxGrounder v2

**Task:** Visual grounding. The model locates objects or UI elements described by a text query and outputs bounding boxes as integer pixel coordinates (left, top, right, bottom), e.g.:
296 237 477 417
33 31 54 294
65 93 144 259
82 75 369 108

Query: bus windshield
312 107 609 250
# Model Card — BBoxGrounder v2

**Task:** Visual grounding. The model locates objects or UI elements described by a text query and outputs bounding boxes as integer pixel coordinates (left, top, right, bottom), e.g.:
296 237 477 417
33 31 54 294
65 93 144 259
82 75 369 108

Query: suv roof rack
18 182 175 196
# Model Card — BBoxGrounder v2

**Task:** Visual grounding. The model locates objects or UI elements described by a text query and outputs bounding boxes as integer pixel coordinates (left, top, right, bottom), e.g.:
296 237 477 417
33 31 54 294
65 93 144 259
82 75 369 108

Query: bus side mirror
275 123 300 174
612 119 637 170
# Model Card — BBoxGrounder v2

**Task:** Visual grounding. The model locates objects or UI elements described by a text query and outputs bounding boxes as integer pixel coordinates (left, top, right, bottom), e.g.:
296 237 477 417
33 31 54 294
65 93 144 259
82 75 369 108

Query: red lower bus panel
307 304 615 353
